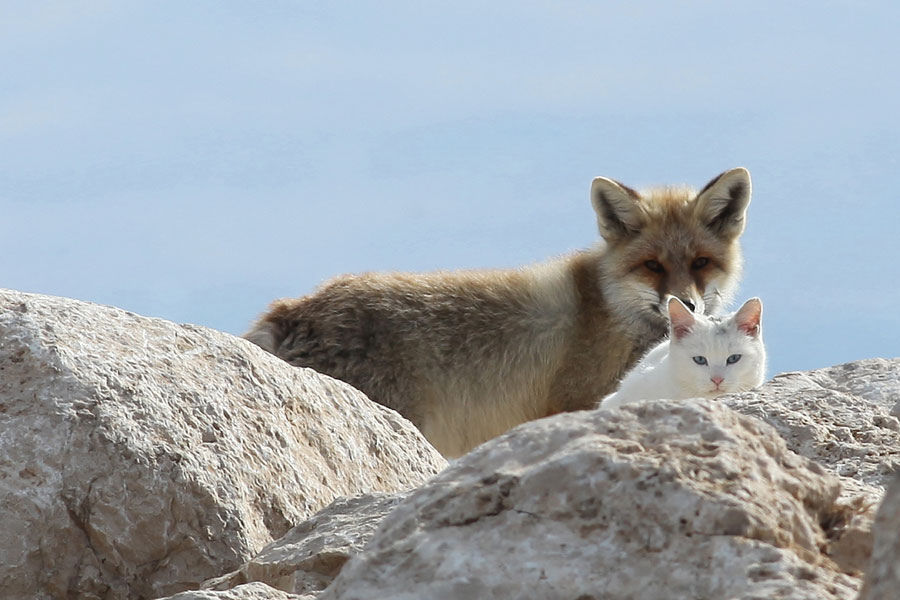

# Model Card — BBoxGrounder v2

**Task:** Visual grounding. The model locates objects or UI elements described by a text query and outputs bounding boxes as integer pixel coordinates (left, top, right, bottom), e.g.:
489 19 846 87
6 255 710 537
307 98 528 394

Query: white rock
720 359 900 576
0 290 445 599
157 581 312 600
202 493 406 596
320 399 860 600
724 358 900 495
859 474 900 599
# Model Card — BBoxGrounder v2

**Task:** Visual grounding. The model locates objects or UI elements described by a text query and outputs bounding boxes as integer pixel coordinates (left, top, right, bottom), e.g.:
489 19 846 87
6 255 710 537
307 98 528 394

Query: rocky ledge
0 289 897 599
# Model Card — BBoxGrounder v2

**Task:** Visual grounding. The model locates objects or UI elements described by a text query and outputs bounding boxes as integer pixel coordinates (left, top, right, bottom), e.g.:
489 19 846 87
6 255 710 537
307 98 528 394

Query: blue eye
692 356 707 365
727 354 742 365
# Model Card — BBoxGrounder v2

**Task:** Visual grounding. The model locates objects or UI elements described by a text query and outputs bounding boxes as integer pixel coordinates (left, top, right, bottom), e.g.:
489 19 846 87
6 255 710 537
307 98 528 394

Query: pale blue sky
3 2 898 377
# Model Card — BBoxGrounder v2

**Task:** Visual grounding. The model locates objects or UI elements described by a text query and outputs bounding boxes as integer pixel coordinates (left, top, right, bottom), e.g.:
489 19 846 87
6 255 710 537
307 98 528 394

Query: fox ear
668 296 696 340
735 297 762 337
591 176 646 240
694 167 752 240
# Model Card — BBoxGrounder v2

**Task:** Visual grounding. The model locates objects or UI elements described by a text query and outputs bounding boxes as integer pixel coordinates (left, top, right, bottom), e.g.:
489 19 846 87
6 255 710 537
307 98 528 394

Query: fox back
245 168 753 457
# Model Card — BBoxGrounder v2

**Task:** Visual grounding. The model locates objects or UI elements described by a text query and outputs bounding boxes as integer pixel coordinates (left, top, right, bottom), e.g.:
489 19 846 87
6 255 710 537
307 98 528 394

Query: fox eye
644 260 665 273
692 356 707 365
727 354 742 364
691 257 709 270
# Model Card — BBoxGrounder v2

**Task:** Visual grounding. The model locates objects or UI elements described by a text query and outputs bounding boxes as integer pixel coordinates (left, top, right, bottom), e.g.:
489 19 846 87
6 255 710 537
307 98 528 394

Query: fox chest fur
245 168 753 457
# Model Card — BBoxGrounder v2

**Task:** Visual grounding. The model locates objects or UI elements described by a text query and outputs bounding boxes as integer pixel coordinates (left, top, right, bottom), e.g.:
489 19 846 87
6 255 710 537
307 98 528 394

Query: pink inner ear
739 323 760 337
672 324 692 340
668 298 696 340
736 299 762 337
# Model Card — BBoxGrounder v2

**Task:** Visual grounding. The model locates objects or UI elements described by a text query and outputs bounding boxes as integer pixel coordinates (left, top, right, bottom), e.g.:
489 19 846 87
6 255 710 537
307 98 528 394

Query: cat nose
711 376 724 387
681 299 696 312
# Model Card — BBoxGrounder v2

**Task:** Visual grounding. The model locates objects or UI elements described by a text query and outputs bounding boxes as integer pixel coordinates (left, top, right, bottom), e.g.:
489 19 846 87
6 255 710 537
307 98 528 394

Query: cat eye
644 260 665 273
692 356 707 365
691 257 709 270
727 354 742 364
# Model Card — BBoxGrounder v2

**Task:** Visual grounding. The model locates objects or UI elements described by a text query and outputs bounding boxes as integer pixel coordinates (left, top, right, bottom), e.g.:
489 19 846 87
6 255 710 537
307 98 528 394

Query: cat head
666 296 766 398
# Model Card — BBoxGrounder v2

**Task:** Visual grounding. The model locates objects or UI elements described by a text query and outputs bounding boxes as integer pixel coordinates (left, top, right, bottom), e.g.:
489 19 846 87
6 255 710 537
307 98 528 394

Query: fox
244 168 752 457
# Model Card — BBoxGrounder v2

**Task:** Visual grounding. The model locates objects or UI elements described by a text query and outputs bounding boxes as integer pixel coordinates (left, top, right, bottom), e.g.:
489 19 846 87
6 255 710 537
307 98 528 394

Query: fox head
591 167 752 340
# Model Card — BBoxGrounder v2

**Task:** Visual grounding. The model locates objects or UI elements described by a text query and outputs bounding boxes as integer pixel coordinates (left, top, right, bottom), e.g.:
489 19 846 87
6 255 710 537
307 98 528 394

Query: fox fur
244 168 753 457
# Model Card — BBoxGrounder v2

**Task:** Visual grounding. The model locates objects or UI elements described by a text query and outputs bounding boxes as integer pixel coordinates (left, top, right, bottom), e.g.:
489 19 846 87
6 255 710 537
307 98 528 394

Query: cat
600 296 766 409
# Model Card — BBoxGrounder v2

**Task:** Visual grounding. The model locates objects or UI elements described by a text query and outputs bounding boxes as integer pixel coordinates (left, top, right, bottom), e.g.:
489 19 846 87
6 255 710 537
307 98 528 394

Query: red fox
245 168 752 457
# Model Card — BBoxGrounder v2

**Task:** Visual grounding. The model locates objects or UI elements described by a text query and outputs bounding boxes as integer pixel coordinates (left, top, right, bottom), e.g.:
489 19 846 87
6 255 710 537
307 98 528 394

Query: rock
724 359 900 496
0 290 445 600
820 494 878 576
320 398 860 600
808 359 900 410
720 359 900 576
156 581 313 600
202 493 406 596
859 474 900 599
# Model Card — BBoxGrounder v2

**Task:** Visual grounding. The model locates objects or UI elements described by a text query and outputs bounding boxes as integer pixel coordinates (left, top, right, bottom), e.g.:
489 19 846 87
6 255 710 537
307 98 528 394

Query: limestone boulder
721 359 900 575
0 289 445 600
319 398 861 600
859 474 900 599
157 581 312 600
202 493 406 596
724 358 900 496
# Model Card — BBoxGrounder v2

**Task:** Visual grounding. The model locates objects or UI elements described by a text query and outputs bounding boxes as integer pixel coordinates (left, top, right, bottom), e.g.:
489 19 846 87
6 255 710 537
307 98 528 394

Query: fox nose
681 299 696 312
711 376 724 388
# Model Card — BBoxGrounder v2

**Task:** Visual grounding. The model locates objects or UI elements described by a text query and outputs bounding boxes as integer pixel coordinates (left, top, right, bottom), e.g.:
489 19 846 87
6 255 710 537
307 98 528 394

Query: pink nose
711 376 724 387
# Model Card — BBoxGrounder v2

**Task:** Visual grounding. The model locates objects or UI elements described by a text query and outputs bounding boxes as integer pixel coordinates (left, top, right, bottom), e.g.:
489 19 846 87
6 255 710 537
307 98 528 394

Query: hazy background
3 1 898 377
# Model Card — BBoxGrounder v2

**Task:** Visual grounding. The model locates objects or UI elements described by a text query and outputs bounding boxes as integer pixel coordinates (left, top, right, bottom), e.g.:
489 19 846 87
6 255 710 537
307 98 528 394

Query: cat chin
691 388 726 399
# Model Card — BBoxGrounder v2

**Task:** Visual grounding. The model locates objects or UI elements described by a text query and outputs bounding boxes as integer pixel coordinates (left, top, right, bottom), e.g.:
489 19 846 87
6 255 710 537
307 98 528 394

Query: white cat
600 297 766 409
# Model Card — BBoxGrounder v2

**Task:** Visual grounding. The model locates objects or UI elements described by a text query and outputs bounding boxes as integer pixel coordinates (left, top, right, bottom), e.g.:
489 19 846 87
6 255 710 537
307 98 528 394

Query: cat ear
668 296 696 340
591 176 647 241
693 167 752 240
735 297 763 337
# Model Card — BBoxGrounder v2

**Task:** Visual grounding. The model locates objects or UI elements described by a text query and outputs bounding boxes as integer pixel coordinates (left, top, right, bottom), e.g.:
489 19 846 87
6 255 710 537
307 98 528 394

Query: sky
2 1 898 378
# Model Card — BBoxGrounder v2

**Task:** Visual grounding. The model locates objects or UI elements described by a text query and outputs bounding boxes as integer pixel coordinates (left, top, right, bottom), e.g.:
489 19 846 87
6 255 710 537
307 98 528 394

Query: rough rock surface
722 359 900 575
202 493 406 596
724 358 900 498
0 290 445 600
859 474 900 599
158 581 313 600
320 399 860 600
